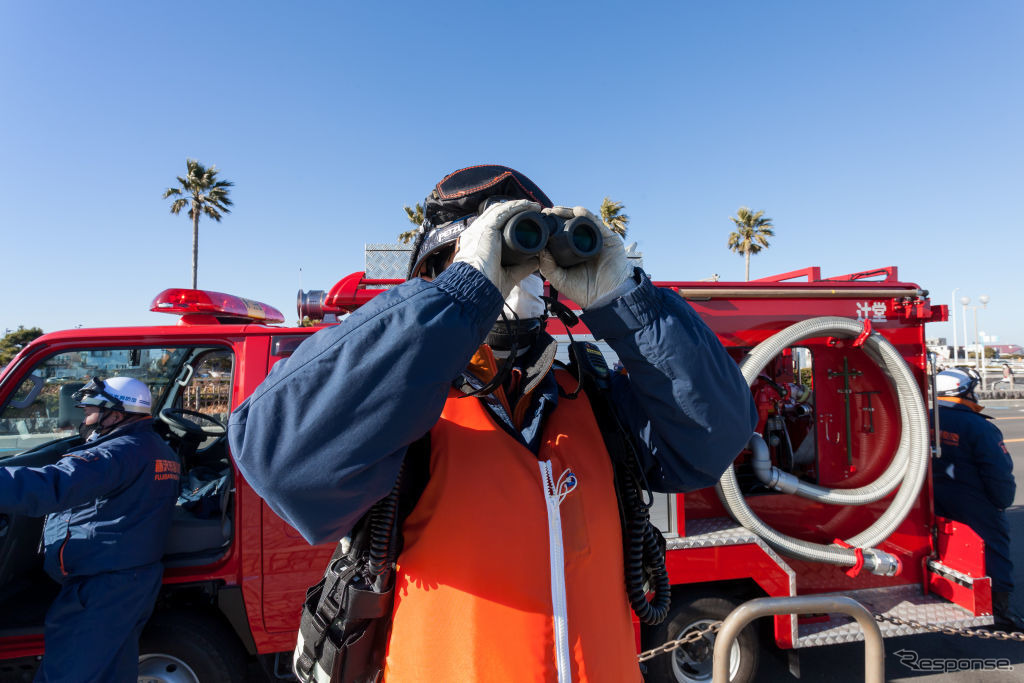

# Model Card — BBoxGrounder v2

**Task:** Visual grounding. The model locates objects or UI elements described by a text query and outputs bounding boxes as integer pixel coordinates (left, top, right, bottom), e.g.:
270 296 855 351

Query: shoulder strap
293 433 431 683
565 341 671 626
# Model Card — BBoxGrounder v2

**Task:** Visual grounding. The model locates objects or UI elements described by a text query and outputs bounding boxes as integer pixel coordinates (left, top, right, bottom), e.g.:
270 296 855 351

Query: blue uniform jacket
0 419 180 581
932 399 1016 590
933 401 1015 511
228 263 758 545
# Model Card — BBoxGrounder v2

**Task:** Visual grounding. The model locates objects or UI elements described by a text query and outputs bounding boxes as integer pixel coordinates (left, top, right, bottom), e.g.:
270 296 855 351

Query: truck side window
0 347 190 460
177 350 234 427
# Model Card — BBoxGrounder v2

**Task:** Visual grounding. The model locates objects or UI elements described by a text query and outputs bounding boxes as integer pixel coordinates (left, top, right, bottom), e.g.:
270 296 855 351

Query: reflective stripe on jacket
385 374 641 683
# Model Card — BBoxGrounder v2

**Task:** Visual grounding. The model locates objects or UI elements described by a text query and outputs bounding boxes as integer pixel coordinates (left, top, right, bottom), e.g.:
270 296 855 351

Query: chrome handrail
712 595 884 683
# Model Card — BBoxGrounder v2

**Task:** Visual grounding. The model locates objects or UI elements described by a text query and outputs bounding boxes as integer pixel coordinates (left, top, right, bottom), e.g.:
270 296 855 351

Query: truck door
257 334 335 636
0 343 234 641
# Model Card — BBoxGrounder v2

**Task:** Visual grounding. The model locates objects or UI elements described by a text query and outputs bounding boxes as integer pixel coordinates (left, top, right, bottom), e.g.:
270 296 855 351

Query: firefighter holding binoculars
229 165 757 682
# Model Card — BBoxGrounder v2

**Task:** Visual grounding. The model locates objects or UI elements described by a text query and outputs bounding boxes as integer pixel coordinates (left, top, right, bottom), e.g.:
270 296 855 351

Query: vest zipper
539 459 576 683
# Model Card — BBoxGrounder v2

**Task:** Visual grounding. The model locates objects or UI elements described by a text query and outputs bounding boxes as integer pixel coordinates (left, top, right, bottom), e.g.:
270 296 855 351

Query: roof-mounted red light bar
151 289 285 325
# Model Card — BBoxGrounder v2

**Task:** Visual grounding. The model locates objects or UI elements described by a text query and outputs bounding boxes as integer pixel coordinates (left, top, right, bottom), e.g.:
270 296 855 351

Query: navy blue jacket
228 264 758 545
933 400 1015 511
932 399 1016 590
0 419 180 581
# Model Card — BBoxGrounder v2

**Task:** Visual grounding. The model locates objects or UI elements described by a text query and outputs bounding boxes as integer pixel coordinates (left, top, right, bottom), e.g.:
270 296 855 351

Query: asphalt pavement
753 399 1024 683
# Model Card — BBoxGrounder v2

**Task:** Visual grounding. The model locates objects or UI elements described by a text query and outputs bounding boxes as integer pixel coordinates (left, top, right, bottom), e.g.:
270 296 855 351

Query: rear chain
873 612 1024 642
636 621 721 663
635 611 1024 662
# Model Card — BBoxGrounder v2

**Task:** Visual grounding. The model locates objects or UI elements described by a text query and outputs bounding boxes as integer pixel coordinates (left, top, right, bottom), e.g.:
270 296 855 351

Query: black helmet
408 165 553 279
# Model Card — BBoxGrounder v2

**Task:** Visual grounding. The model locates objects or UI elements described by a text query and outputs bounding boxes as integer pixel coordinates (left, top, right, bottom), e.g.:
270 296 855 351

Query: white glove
538 206 633 309
453 199 542 299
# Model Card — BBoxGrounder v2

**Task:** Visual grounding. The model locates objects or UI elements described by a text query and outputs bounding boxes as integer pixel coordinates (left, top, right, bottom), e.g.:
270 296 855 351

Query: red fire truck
0 264 992 682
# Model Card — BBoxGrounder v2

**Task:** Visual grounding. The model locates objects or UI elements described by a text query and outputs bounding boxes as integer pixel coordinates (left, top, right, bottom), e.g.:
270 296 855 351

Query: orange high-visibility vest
384 371 641 682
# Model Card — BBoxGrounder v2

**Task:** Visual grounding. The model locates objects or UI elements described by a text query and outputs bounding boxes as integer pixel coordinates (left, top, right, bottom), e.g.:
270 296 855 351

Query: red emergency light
150 289 286 325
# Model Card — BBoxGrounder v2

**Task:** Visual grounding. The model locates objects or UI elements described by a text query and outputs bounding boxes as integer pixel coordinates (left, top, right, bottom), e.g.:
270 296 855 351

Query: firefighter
932 368 1024 631
0 377 181 682
229 165 758 681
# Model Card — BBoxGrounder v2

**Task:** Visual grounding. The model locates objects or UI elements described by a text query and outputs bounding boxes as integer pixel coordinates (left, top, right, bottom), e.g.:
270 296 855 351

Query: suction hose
716 316 930 575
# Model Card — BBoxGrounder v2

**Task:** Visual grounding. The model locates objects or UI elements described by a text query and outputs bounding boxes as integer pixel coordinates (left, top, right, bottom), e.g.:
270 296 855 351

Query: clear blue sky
2 2 1021 349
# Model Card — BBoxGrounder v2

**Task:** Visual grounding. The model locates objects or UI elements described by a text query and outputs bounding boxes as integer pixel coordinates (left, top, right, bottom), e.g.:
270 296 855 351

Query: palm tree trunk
744 251 750 281
191 210 199 289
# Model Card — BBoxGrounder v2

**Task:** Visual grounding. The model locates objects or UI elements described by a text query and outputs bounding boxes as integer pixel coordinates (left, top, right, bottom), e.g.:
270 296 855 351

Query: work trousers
35 563 163 683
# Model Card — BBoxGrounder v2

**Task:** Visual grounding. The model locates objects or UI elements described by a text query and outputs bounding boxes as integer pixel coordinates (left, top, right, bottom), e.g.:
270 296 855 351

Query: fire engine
0 254 993 682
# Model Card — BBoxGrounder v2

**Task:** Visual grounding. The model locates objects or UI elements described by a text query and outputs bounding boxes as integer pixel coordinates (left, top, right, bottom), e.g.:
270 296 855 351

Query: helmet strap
459 307 521 398
79 407 128 441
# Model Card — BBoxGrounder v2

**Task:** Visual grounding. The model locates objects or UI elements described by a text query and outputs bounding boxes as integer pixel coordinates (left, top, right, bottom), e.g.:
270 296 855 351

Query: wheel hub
671 619 741 683
138 653 201 683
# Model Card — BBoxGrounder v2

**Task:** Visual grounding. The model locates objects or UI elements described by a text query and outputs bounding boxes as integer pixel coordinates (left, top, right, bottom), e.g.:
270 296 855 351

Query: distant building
990 344 1022 357
926 339 953 362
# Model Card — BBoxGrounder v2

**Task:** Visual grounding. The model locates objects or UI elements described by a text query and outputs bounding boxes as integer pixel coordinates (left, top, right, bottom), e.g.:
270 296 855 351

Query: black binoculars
500 211 603 267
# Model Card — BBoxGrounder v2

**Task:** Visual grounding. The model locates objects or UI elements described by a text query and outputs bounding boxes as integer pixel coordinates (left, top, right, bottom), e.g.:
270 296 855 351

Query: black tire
138 611 248 683
643 594 759 683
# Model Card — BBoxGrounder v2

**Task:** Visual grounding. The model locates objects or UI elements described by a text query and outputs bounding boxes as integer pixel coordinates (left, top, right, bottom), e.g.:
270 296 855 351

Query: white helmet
73 376 153 415
936 368 980 400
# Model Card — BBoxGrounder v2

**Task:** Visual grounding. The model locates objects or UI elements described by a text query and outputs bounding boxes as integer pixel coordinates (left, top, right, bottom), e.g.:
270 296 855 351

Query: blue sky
1 2 1021 348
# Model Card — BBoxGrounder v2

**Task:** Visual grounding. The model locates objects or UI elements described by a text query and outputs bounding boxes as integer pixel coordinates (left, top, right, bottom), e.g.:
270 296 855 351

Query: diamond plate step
794 584 993 648
675 516 780 549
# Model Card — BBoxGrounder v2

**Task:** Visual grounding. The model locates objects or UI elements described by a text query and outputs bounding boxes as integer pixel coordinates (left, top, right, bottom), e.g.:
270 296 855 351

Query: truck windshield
0 347 191 459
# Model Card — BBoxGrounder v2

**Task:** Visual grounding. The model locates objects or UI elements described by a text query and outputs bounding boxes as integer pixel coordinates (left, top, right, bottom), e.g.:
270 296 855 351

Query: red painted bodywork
928 517 992 616
0 265 989 664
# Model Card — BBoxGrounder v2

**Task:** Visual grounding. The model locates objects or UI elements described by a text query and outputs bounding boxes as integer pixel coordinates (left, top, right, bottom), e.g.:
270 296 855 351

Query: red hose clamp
852 319 873 348
834 538 865 578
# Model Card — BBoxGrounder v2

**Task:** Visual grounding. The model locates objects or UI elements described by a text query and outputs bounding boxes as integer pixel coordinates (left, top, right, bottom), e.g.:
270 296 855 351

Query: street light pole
960 296 970 368
978 294 990 390
973 305 981 389
951 288 959 363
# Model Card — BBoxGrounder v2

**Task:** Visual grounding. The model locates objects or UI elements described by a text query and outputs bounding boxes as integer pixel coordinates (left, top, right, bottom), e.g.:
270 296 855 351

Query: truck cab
0 290 332 681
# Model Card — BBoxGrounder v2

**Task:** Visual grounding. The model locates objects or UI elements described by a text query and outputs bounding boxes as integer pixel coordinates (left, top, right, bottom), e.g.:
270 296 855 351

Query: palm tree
727 207 774 281
398 203 424 244
600 197 629 237
163 159 234 289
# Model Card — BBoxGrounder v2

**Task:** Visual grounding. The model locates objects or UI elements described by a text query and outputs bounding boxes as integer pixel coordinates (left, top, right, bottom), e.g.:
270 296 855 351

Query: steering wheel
159 408 227 442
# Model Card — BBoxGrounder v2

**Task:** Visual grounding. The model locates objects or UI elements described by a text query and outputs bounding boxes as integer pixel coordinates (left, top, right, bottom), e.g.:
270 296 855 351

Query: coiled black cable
619 467 671 625
367 463 404 577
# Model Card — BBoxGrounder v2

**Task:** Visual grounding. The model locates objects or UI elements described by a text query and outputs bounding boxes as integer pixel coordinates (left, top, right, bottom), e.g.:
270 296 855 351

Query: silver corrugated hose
716 316 929 575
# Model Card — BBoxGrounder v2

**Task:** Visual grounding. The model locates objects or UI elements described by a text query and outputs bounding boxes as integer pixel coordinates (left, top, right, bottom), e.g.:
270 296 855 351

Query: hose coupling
862 548 902 576
749 433 802 494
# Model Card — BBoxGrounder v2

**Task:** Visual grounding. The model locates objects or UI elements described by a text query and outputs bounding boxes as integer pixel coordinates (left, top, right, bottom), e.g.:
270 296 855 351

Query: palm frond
403 203 424 226
600 196 630 237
